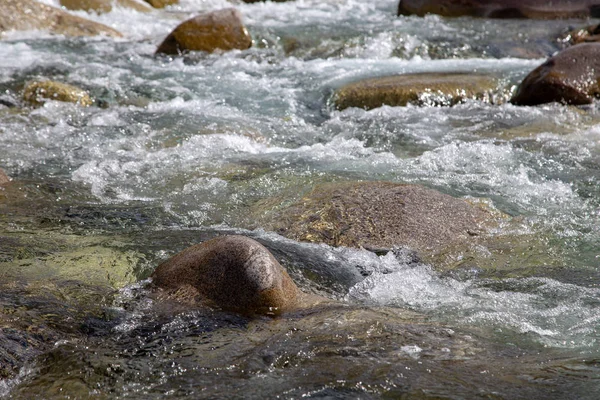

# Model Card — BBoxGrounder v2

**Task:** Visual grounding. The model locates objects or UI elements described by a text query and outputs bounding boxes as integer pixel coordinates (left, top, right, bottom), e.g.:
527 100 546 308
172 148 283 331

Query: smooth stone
59 0 152 13
0 168 9 185
333 72 498 110
0 0 122 38
511 43 600 106
143 0 178 8
151 235 302 315
397 0 600 19
155 8 252 55
23 80 93 107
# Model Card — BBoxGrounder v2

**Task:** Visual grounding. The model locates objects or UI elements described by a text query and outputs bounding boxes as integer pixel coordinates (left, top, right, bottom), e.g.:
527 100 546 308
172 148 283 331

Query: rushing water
2 0 600 398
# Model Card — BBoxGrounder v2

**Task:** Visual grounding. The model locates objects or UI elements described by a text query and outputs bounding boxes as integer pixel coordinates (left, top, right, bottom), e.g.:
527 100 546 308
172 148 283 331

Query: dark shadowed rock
144 0 178 8
152 235 302 314
23 80 93 107
0 0 122 38
155 8 252 56
511 43 600 106
397 0 600 19
0 169 9 185
59 0 152 13
333 72 498 110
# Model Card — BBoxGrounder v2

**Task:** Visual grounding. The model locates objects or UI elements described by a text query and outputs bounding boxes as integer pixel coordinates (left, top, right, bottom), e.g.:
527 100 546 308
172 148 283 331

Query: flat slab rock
333 72 497 110
266 181 498 254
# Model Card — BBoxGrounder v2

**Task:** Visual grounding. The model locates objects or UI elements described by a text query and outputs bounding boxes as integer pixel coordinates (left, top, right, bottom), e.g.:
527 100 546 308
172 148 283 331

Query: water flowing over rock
397 0 600 19
23 80 93 107
143 0 179 8
564 24 600 45
511 43 600 106
0 0 122 38
0 169 9 185
152 235 303 315
59 0 152 13
155 8 252 55
333 72 498 110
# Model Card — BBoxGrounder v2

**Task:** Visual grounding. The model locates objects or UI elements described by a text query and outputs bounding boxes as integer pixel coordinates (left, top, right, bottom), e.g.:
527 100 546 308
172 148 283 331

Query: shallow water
2 0 600 398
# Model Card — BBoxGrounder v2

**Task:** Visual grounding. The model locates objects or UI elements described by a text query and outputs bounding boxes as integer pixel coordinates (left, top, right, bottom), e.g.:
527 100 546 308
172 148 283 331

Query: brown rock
0 168 9 185
511 43 600 106
334 72 498 110
23 80 93 107
155 8 252 56
397 0 600 19
151 235 301 315
564 24 600 45
0 0 122 38
59 0 152 14
144 0 178 8
265 181 497 254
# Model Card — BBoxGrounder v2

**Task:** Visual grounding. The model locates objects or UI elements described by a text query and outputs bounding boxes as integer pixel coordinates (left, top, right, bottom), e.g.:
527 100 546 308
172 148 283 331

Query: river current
1 0 600 398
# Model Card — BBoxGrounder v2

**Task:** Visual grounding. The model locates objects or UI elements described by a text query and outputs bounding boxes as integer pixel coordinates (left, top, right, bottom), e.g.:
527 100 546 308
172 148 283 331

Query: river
1 0 600 398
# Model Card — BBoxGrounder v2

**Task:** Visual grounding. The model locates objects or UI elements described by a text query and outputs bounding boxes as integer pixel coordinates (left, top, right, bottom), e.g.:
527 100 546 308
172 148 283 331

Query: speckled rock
333 72 498 110
511 43 600 106
23 80 93 107
0 0 122 38
397 0 600 19
155 8 252 55
263 181 497 254
152 235 301 314
59 0 152 13
0 169 9 185
144 0 178 7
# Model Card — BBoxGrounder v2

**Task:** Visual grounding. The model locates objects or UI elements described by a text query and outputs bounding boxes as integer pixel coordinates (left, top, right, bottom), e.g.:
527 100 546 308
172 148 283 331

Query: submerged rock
59 0 152 13
564 24 600 45
143 0 178 7
152 235 304 315
333 72 498 110
511 43 600 106
0 0 122 38
0 168 9 185
155 8 252 55
23 80 93 107
397 0 600 19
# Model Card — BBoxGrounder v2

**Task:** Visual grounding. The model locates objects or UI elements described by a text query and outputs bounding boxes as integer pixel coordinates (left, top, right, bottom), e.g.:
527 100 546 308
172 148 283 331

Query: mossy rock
333 72 498 110
23 80 93 107
144 0 178 8
511 43 600 106
59 0 152 13
155 8 252 55
0 0 122 38
397 0 600 19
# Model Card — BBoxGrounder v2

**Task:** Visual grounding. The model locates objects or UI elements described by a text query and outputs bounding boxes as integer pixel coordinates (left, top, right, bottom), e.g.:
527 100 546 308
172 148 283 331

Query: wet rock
155 8 252 56
397 0 600 19
0 0 122 38
333 72 498 110
564 24 600 45
59 0 152 13
511 43 600 106
23 80 93 107
0 168 9 185
260 181 497 255
143 0 178 7
152 235 302 315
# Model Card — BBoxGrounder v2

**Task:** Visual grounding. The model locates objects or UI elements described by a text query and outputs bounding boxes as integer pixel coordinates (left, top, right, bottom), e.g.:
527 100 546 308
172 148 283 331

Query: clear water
1 0 600 398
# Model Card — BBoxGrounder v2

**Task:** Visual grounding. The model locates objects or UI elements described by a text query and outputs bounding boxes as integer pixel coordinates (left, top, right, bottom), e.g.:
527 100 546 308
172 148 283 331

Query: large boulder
23 80 93 107
59 0 152 13
0 168 9 185
155 8 252 55
0 0 122 38
397 0 600 19
152 235 302 315
333 72 498 110
511 43 600 106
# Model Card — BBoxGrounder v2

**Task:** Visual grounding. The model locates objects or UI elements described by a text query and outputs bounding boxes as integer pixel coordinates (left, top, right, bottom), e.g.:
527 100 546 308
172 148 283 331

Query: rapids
1 0 600 398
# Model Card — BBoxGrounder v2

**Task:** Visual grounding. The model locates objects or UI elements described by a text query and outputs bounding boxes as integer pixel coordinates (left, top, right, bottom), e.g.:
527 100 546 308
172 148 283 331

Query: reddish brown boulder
511 43 600 106
155 8 252 56
397 0 600 19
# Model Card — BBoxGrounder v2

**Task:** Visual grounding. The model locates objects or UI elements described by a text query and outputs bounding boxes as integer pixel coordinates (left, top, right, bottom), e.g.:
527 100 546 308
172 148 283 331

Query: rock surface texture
397 0 600 19
511 43 600 106
0 169 9 185
23 80 93 107
334 72 497 110
0 0 122 37
152 235 301 314
155 8 252 55
59 0 152 13
144 0 179 8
